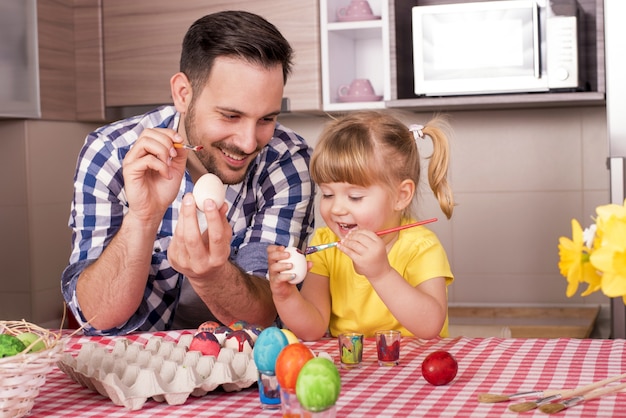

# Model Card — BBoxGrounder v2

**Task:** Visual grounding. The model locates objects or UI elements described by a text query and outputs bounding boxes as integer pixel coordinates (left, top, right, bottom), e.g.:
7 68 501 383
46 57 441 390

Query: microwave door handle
532 2 540 79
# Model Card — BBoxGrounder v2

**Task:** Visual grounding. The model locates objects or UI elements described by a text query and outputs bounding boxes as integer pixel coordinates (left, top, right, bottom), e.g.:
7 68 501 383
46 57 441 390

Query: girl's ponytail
422 118 454 219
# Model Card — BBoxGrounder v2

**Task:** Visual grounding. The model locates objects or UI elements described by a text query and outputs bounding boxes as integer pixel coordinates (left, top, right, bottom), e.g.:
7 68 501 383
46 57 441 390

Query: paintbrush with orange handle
173 143 203 151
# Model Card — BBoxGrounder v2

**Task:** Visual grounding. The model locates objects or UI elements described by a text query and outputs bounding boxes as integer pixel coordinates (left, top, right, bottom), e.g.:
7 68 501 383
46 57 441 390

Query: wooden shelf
448 306 600 339
387 91 605 112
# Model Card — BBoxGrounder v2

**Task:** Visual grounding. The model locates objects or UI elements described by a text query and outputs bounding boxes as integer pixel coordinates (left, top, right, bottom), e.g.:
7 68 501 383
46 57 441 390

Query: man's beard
186 103 251 185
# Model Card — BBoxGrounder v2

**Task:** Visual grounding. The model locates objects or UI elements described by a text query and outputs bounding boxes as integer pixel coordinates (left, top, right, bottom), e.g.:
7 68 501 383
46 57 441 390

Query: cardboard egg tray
57 334 257 411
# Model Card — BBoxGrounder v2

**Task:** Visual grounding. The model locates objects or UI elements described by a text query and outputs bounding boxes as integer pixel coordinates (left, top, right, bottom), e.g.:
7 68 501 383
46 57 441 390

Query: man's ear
171 72 193 113
395 179 415 211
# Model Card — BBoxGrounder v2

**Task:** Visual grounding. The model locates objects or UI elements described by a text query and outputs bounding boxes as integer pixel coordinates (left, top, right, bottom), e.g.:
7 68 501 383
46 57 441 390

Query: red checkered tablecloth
27 332 626 417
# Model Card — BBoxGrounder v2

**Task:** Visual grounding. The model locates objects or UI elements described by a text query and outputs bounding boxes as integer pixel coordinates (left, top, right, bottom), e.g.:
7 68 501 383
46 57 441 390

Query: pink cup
337 0 374 19
338 78 376 99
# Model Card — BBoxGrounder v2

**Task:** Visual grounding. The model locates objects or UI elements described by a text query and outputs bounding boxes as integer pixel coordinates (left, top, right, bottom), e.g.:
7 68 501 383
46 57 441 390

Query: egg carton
57 334 257 411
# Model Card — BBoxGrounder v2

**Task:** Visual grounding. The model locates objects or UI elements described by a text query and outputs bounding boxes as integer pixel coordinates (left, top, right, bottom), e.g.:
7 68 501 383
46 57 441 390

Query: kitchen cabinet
101 1 320 113
320 0 391 111
37 0 77 121
38 0 107 122
0 0 40 118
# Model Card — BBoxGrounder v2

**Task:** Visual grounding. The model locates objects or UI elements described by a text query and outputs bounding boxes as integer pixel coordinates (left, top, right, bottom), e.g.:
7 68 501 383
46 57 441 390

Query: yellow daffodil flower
559 200 626 302
558 219 601 297
590 215 626 298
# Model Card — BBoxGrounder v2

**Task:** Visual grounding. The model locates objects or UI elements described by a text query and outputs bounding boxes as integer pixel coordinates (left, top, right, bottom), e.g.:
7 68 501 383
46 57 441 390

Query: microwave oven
411 0 584 96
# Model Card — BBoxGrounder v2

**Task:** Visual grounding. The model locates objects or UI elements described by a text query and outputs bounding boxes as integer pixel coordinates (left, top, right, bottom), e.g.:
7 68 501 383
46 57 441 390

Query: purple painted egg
212 326 232 345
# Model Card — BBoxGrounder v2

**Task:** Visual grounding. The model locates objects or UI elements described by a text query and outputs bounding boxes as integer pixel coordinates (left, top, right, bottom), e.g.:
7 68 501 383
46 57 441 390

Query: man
61 11 315 335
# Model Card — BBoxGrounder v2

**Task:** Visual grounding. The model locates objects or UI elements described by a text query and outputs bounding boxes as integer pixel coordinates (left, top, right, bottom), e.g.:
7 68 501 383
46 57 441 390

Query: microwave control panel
546 16 580 89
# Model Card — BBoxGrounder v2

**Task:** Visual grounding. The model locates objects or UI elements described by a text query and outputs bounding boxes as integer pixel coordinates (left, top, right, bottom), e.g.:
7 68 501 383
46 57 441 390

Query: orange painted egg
275 342 315 390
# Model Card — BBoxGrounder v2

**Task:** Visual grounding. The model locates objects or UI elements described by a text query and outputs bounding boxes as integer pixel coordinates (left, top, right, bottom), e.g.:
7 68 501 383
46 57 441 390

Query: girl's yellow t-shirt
308 221 454 338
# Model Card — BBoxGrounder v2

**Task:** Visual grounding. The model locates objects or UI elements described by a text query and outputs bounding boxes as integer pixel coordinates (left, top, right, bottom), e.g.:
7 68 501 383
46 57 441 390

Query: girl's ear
394 179 415 211
171 72 193 113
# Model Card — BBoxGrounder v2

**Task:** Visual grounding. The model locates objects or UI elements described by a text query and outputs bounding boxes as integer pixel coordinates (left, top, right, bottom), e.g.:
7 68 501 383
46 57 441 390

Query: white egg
193 173 226 210
284 246 308 284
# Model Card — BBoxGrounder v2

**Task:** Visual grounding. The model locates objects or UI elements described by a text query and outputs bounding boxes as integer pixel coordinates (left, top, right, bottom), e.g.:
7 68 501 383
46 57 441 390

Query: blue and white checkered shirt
61 105 315 335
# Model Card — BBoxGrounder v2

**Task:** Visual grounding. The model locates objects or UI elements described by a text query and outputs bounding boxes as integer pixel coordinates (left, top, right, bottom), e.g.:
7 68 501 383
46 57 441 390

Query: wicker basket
0 320 64 418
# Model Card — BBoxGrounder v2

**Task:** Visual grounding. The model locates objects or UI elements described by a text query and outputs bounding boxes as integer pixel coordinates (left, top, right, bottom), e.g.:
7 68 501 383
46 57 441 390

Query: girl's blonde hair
310 110 454 219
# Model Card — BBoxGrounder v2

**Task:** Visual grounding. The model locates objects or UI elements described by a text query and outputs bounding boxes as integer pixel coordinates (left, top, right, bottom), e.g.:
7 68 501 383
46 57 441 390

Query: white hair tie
409 124 425 141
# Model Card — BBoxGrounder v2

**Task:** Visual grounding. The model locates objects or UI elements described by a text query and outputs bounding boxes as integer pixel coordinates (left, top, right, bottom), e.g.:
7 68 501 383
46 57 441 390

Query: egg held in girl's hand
283 246 307 284
193 173 226 210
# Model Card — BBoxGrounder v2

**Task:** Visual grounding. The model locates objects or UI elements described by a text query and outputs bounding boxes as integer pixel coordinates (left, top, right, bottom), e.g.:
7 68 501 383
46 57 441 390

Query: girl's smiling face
318 182 403 241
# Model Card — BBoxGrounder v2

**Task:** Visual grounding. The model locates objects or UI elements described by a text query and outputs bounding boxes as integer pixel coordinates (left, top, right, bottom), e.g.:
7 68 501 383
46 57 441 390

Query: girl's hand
267 245 305 299
338 230 393 281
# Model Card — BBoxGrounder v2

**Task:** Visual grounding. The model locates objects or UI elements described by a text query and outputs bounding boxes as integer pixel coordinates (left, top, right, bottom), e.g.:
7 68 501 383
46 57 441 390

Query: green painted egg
296 357 341 412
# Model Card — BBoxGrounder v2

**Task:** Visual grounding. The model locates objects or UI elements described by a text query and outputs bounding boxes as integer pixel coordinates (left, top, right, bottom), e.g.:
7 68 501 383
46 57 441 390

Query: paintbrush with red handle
304 218 438 255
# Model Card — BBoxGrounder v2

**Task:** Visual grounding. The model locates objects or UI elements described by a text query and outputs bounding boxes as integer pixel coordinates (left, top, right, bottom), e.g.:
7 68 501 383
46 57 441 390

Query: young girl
267 111 455 341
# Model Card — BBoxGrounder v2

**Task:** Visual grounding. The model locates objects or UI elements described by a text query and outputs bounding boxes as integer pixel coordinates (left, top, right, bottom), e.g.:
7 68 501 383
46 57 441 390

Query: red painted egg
188 331 221 357
421 350 458 386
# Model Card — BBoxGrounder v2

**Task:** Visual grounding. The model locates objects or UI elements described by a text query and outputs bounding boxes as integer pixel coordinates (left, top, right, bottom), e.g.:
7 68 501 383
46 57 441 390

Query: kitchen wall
0 119 100 327
0 105 609 327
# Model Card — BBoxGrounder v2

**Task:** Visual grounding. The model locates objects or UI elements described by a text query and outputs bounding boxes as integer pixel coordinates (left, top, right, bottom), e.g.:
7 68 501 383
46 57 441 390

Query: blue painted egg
253 326 289 373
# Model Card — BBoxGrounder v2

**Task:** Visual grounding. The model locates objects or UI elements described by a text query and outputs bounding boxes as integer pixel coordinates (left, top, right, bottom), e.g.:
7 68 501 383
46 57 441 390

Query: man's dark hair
180 10 294 94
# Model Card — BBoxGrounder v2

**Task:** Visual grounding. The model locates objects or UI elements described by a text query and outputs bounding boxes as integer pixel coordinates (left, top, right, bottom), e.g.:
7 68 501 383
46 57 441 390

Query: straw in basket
0 320 64 418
